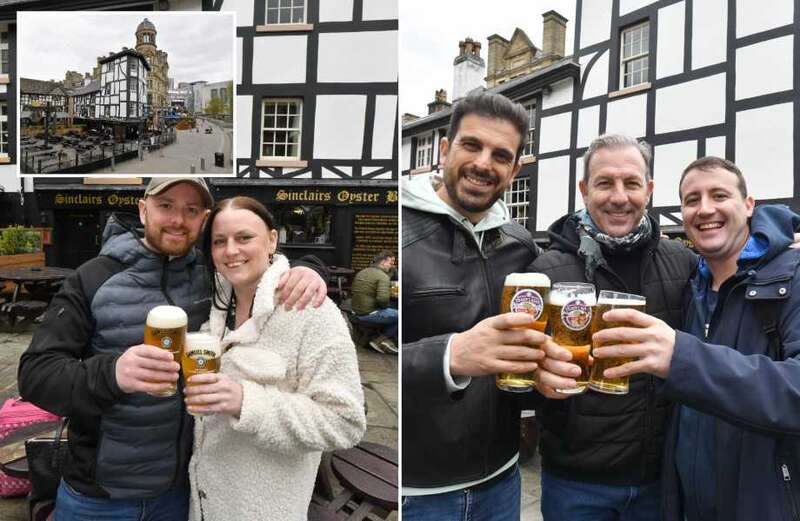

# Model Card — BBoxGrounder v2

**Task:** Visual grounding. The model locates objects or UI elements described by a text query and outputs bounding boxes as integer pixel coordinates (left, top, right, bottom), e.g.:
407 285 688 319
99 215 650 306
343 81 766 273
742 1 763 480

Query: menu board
350 213 398 270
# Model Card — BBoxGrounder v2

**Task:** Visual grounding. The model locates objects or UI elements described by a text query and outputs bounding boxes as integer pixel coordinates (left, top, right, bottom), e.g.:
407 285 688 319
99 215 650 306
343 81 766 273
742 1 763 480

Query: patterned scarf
574 209 653 282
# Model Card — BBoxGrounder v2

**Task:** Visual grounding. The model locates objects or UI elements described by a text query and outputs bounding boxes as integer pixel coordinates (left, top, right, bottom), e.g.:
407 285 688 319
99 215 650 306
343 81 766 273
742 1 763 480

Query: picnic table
0 267 74 320
329 442 397 518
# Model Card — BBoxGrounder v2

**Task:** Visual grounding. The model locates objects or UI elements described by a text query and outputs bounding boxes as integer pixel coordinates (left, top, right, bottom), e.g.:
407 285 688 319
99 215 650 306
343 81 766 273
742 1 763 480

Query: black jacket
401 207 541 487
530 213 697 485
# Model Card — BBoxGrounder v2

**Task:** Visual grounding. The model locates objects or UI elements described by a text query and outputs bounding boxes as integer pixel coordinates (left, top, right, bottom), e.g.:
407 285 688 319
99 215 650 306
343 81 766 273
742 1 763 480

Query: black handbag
25 418 69 521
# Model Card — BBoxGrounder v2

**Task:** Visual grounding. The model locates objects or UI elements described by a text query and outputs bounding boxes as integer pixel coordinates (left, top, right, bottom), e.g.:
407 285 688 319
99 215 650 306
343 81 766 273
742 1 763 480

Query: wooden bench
0 300 48 328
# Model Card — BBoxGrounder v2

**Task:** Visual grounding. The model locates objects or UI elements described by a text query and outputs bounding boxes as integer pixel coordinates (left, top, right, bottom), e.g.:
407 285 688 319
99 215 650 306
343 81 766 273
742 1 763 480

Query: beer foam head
549 288 597 306
597 296 646 306
185 332 221 355
504 273 551 287
146 305 188 328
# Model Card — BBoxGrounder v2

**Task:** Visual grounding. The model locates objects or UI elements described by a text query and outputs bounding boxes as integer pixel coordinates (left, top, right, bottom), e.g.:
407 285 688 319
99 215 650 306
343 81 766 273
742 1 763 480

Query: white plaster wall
453 60 485 101
737 0 793 37
655 73 725 134
538 112 572 154
652 140 697 206
577 105 600 148
692 0 727 70
237 95 252 158
372 95 396 160
320 0 353 22
236 37 243 85
619 0 658 15
541 78 573 111
363 0 398 21
657 2 684 79
252 35 306 84
736 103 793 200
580 0 613 49
736 35 793 100
218 0 252 23
314 95 366 159
401 138 412 171
606 93 647 138
0 167 18 191
318 31 397 83
581 50 609 99
537 155 571 231
706 135 726 158
575 157 585 211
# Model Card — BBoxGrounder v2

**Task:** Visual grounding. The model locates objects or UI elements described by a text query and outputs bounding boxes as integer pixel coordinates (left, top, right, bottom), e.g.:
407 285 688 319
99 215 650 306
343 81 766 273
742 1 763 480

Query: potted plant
0 226 45 268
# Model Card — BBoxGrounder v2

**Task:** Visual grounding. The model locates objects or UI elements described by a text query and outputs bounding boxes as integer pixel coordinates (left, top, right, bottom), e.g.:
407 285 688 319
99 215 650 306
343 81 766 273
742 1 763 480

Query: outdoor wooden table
331 442 398 515
0 267 74 303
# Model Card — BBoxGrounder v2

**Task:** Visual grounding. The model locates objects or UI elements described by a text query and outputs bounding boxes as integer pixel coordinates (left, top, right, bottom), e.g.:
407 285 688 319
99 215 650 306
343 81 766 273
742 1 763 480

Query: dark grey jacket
19 214 210 498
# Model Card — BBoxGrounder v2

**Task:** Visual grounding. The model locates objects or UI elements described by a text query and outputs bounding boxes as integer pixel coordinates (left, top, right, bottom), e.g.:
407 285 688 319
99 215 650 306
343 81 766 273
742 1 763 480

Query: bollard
200 157 205 171
190 164 196 174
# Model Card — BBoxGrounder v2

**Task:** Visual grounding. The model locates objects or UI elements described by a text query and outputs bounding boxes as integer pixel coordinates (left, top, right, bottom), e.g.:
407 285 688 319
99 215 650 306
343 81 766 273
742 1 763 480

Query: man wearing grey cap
18 177 328 521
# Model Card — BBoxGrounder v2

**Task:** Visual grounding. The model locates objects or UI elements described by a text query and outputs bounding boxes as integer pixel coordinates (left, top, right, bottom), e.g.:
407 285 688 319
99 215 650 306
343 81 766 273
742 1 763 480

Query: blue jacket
661 205 800 521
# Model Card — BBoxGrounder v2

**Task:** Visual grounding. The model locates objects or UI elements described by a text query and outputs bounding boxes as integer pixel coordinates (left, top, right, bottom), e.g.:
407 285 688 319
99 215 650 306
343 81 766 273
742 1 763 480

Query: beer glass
496 272 550 393
182 332 222 416
144 305 187 397
549 282 596 394
589 290 646 395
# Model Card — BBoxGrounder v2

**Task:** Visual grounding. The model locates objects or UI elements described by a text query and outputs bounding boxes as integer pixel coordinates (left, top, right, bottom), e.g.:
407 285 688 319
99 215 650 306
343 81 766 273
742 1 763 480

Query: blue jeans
358 307 398 341
541 471 660 521
55 479 189 521
402 465 521 521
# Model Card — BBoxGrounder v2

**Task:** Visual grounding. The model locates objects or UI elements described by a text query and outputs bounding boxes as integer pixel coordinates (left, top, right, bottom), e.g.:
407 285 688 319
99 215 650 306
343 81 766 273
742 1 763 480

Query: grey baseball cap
144 177 214 208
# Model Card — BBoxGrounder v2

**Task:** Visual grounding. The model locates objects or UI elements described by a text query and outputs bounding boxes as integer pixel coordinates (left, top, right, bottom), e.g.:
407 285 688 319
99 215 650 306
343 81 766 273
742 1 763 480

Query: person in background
351 250 398 353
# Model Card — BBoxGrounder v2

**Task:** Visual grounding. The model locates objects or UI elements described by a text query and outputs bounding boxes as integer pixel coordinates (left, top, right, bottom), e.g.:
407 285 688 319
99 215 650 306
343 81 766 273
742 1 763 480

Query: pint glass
589 291 646 395
496 273 550 393
182 332 222 416
549 282 596 394
144 305 187 397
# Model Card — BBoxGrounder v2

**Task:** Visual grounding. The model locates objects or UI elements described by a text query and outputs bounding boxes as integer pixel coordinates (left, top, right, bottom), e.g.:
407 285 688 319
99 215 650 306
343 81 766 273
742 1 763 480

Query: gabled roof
99 48 151 71
70 79 101 96
20 78 68 96
506 28 537 58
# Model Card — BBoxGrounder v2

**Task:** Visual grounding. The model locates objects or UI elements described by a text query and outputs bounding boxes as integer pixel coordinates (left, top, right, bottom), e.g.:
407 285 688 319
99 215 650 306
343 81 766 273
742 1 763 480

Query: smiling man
528 135 697 521
591 157 800 521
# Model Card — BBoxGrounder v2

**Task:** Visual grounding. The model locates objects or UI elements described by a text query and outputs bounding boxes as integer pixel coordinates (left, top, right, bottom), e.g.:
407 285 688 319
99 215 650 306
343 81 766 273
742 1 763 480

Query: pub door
54 211 101 269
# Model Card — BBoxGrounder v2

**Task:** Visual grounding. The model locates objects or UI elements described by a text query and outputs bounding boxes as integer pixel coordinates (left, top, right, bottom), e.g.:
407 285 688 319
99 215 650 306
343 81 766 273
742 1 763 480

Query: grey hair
582 134 652 184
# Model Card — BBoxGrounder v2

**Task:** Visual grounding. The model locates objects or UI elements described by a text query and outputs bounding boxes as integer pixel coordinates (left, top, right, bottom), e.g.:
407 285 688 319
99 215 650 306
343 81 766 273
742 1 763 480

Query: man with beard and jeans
529 135 697 521
402 92 555 520
18 177 328 521
591 158 800 521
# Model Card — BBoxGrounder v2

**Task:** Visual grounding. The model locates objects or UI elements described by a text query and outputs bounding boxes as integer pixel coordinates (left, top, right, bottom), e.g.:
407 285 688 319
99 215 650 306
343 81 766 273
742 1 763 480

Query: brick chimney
486 34 510 88
452 37 485 102
427 89 451 115
542 10 567 57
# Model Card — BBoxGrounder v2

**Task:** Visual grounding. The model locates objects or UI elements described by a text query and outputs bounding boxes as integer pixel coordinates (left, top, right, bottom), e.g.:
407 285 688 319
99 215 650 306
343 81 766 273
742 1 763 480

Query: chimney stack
541 10 567 57
452 37 485 102
427 89 451 115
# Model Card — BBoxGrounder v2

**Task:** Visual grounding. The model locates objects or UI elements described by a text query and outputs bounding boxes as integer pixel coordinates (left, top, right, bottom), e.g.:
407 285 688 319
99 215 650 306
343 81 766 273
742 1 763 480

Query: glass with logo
182 332 222 416
144 305 187 397
548 282 596 394
589 290 646 395
496 273 551 392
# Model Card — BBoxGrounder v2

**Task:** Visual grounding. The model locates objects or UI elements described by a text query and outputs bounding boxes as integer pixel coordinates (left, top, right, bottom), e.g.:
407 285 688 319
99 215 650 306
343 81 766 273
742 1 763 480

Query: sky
18 11 235 85
400 0 577 117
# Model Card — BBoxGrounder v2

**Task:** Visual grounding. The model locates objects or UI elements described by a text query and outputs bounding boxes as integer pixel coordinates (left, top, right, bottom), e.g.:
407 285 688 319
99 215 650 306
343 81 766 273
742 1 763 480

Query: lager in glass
144 305 187 397
549 282 596 394
182 332 222 416
589 291 646 395
496 273 550 392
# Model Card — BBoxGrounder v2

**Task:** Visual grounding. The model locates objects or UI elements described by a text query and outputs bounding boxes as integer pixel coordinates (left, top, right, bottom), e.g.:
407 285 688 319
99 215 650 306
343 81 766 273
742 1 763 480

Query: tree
205 97 225 116
226 81 233 115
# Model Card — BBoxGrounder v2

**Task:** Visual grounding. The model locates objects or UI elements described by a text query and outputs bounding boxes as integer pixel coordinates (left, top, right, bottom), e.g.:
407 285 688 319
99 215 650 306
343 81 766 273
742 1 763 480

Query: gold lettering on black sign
350 213 398 271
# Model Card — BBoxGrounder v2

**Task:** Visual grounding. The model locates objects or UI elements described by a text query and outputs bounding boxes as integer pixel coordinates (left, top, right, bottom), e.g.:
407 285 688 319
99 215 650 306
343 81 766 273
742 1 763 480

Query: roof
20 78 68 96
137 17 155 33
99 48 151 71
403 57 580 134
70 79 100 96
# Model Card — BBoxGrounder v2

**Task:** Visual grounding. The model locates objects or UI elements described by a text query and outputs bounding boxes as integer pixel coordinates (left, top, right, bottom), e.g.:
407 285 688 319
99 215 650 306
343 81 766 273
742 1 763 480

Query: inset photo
17 11 235 175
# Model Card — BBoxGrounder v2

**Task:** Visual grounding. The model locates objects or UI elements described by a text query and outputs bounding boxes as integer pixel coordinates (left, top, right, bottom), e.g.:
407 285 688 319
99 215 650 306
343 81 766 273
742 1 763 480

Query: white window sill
410 165 432 175
608 82 651 99
256 23 314 33
520 155 537 165
0 155 10 164
256 159 308 168
0 75 10 85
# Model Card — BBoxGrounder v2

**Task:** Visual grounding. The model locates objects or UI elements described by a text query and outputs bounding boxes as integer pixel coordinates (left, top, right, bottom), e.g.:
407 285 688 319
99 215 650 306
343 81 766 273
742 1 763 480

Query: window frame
260 97 303 160
415 134 433 169
0 102 7 156
522 102 536 157
504 176 529 229
265 0 306 25
620 21 650 89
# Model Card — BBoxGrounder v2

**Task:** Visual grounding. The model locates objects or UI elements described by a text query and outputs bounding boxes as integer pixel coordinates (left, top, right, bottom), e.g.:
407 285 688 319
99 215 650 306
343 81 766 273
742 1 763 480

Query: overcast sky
18 11 234 85
400 0 576 117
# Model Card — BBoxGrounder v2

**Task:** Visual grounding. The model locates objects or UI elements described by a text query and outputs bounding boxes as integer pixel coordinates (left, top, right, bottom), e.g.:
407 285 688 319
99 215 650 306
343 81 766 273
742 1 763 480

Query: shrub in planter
0 227 42 256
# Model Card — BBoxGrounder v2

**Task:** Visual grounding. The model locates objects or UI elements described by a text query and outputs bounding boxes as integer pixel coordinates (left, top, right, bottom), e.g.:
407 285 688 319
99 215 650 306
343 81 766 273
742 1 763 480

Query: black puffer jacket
530 213 697 485
402 207 541 487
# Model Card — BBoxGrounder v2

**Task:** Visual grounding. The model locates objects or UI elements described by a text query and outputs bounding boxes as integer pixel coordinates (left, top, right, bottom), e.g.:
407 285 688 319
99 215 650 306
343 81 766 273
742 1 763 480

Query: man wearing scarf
528 134 698 520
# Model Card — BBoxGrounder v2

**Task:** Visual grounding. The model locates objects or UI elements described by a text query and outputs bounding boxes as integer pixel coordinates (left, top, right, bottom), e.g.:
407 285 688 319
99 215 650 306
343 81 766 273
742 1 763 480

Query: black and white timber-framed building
96 48 150 139
404 0 800 238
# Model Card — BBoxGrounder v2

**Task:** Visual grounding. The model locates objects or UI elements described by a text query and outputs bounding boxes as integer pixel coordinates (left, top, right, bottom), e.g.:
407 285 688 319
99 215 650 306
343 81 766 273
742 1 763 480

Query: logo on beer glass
510 289 545 321
561 299 592 331
161 337 172 349
196 357 206 368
